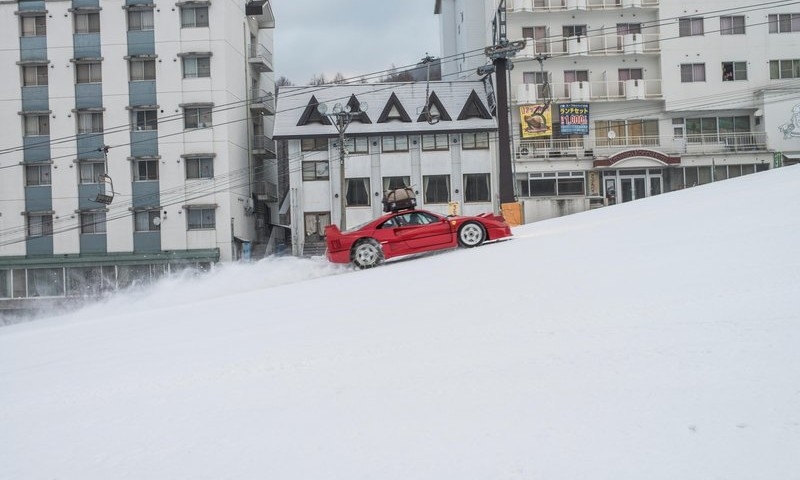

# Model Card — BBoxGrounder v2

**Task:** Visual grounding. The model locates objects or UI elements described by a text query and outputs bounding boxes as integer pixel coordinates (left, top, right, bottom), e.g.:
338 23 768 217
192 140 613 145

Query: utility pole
317 102 368 230
484 0 524 206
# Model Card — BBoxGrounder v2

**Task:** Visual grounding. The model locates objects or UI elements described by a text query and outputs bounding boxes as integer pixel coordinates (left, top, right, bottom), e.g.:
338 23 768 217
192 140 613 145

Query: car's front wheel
351 238 384 268
457 221 485 248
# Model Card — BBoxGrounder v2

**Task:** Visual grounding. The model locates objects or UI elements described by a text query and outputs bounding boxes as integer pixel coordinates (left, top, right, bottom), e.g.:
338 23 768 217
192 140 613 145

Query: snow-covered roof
273 81 498 139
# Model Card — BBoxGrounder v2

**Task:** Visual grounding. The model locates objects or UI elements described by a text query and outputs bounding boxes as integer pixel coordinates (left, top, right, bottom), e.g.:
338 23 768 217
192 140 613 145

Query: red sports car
324 209 513 268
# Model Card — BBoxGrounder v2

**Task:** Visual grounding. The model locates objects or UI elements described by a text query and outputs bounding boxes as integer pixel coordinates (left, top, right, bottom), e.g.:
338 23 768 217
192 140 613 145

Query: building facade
0 0 277 308
437 0 800 222
273 82 498 257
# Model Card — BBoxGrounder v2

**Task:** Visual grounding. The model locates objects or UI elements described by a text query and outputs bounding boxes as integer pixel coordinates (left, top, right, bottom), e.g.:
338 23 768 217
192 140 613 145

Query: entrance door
620 176 646 202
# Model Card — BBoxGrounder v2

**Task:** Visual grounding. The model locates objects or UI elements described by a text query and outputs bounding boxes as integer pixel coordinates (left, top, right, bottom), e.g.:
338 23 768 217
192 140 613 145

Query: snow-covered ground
2 166 799 480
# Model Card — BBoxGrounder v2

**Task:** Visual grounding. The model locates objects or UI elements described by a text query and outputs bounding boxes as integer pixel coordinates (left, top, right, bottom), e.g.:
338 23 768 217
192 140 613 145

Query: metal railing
248 42 273 68
516 33 659 57
249 88 275 113
253 134 276 157
516 131 768 159
507 0 658 11
515 79 662 104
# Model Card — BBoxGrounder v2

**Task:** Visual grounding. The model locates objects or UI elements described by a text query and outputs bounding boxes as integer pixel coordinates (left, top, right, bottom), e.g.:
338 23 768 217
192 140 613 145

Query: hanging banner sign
520 104 552 138
559 103 590 135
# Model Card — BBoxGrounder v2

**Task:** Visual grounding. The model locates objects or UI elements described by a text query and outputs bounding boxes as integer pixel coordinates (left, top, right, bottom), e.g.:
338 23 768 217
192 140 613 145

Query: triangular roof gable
416 91 452 122
346 94 372 124
457 89 493 121
377 92 412 123
296 95 332 126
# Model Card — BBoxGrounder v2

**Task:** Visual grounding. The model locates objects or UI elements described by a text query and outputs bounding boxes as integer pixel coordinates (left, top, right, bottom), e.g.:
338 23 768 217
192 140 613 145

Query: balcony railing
249 88 275 114
508 0 658 11
515 132 768 159
516 33 659 57
253 134 276 158
248 43 273 72
515 79 662 104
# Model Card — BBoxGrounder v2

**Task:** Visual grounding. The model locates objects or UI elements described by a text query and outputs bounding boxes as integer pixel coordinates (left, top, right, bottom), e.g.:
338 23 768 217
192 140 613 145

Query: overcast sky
271 0 441 85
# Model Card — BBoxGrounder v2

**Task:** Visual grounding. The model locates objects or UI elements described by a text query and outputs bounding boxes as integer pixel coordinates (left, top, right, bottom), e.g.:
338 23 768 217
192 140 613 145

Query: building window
134 210 161 232
523 171 585 197
181 6 209 28
685 116 750 143
680 63 706 83
80 212 106 234
22 65 48 86
464 173 490 203
768 13 800 33
182 56 211 78
422 134 449 151
301 137 328 152
127 9 154 31
462 132 490 150
423 175 450 203
344 137 369 153
132 109 158 131
76 62 102 83
27 214 53 237
77 112 103 134
381 135 409 152
382 176 410 192
21 15 46 37
183 106 212 129
187 207 216 229
522 70 550 98
133 159 158 181
345 178 370 206
185 157 214 179
24 115 49 136
769 59 800 79
74 13 100 34
594 119 659 146
720 16 745 35
130 59 155 81
25 164 51 186
722 62 747 81
678 17 704 36
302 161 329 181
79 161 105 184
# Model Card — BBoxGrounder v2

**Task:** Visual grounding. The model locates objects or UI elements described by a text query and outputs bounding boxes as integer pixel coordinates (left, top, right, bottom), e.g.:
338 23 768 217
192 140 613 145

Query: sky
2 165 800 479
270 0 441 85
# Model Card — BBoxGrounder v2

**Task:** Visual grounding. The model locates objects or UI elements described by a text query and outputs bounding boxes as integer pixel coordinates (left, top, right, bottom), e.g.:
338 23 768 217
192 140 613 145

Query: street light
317 101 368 230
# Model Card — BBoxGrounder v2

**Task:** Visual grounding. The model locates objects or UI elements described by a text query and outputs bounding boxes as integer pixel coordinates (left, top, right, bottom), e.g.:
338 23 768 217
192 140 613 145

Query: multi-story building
0 0 276 309
273 82 498 257
437 0 800 222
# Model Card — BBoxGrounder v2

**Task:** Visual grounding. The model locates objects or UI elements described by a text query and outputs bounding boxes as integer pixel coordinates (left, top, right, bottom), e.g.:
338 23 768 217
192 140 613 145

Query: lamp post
317 101 367 230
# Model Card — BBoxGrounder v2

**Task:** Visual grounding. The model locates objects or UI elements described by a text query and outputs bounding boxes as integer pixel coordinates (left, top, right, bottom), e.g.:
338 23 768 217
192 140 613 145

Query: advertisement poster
520 104 552 138
559 103 590 135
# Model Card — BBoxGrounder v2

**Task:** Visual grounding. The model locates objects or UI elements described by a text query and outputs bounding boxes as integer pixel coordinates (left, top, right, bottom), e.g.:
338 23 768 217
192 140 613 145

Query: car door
391 211 454 252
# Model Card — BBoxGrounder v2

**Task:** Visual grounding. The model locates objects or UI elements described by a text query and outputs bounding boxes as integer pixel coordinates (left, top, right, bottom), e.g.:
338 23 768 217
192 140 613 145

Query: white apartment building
0 0 276 308
438 0 800 222
273 82 498 257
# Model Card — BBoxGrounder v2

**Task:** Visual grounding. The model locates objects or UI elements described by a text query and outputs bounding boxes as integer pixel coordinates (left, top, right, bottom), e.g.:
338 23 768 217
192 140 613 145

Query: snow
2 166 799 480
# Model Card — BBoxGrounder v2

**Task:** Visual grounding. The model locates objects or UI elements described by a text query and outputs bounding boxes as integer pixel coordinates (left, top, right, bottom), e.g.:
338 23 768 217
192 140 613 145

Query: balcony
507 0 658 10
253 134 276 158
248 43 273 73
515 132 768 159
514 79 662 104
249 88 275 115
517 33 659 57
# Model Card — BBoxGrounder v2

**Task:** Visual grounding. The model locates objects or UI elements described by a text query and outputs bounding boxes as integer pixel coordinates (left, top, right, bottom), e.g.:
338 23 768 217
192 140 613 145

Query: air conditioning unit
517 146 532 158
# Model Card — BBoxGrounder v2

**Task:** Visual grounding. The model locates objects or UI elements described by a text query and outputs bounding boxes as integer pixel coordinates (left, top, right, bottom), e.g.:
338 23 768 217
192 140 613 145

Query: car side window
381 218 398 228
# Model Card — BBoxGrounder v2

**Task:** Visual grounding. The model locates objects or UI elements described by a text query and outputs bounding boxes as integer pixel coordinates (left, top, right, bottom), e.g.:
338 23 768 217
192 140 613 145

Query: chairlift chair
92 173 115 205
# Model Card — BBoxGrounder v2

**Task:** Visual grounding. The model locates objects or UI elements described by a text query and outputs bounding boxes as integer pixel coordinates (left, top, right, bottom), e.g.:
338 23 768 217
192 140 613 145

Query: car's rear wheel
458 221 485 248
351 238 384 268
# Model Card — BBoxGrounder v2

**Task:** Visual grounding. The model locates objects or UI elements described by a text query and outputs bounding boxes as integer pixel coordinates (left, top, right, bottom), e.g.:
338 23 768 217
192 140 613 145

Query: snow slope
1 166 799 480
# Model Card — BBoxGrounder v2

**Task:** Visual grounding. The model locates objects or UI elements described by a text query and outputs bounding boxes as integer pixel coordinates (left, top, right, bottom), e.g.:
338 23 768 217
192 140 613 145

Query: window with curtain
133 159 158 181
25 164 51 186
185 157 214 179
80 212 106 234
21 15 46 37
344 137 369 153
133 110 158 131
77 112 103 134
678 17 704 36
464 173 490 203
183 106 212 129
130 59 155 81
76 62 102 83
74 13 100 34
181 6 209 28
680 63 706 83
301 138 328 151
768 13 800 33
422 134 449 151
187 208 216 229
22 65 48 86
381 135 409 152
79 162 105 184
423 175 450 203
302 161 329 181
182 56 211 78
24 115 49 136
346 178 370 206
720 16 745 35
134 210 161 231
462 132 489 150
769 59 800 79
382 176 410 192
27 214 53 237
127 9 154 31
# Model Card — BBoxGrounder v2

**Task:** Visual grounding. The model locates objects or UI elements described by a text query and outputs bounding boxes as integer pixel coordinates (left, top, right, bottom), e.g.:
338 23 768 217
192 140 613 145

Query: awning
783 152 800 160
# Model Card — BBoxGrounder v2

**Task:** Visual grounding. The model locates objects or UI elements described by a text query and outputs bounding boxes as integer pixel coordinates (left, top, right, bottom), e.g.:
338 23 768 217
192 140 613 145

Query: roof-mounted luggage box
382 187 417 213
